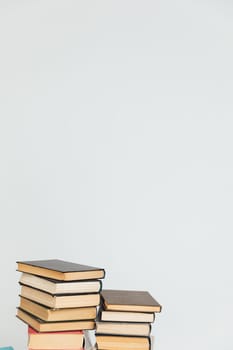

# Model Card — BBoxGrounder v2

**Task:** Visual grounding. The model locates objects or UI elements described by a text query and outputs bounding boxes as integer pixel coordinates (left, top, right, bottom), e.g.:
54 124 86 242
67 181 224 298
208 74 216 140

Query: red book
28 326 84 349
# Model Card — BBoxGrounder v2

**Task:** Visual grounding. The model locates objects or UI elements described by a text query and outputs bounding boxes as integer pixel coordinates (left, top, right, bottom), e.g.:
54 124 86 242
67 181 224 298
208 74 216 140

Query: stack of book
16 259 105 350
95 290 161 350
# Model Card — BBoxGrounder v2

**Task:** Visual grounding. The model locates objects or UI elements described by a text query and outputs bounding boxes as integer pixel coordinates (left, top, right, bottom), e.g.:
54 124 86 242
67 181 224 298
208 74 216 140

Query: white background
0 1 233 349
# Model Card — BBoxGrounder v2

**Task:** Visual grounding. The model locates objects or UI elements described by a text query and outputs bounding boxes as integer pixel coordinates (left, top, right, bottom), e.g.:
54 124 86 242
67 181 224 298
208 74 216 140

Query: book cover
99 309 155 323
28 326 84 349
96 320 151 336
16 308 95 332
19 297 97 322
28 326 83 334
101 290 162 313
19 284 100 308
95 335 151 350
19 273 102 294
17 259 105 281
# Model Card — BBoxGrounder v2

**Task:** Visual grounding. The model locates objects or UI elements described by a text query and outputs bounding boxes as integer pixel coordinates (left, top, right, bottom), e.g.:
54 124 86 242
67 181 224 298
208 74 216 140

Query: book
95 335 151 350
19 297 97 322
94 336 153 350
17 259 105 281
101 290 161 313
28 327 84 349
20 285 100 308
96 321 151 336
16 308 95 332
99 310 155 323
20 273 102 294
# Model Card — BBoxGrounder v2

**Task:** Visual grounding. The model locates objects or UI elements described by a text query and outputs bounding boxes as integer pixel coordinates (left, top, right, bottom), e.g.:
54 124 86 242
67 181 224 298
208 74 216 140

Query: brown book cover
101 290 162 313
16 308 95 332
17 259 105 281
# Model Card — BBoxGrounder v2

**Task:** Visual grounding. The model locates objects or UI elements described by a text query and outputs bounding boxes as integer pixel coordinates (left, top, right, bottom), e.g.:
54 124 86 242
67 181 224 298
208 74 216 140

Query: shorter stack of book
95 290 161 350
16 259 105 349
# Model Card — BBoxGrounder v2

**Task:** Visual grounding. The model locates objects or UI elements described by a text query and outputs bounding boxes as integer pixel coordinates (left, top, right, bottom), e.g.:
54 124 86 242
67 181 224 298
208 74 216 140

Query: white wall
0 1 233 349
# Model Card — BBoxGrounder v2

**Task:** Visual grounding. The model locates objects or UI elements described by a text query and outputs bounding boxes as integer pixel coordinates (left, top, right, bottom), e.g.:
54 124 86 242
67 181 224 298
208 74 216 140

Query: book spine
102 269 106 279
148 336 152 350
98 280 103 293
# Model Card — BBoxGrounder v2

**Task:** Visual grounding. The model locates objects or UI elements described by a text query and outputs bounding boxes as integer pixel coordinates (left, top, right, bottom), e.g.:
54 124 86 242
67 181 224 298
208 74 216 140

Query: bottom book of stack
28 327 84 350
77 336 154 350
95 335 151 350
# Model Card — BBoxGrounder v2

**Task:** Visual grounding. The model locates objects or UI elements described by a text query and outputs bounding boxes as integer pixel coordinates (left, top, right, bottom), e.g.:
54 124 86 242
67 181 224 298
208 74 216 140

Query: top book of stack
17 259 105 281
101 289 162 313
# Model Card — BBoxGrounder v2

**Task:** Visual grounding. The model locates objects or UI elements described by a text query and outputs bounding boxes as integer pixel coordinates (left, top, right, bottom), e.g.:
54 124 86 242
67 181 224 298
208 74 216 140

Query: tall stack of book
95 290 162 350
16 259 105 350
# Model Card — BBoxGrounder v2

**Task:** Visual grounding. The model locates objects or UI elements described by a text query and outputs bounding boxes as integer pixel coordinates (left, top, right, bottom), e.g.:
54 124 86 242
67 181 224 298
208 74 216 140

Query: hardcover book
99 310 155 323
20 273 102 294
20 285 100 308
17 259 105 281
19 297 97 322
95 321 151 336
95 335 151 350
101 290 161 313
28 327 84 349
16 308 95 332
